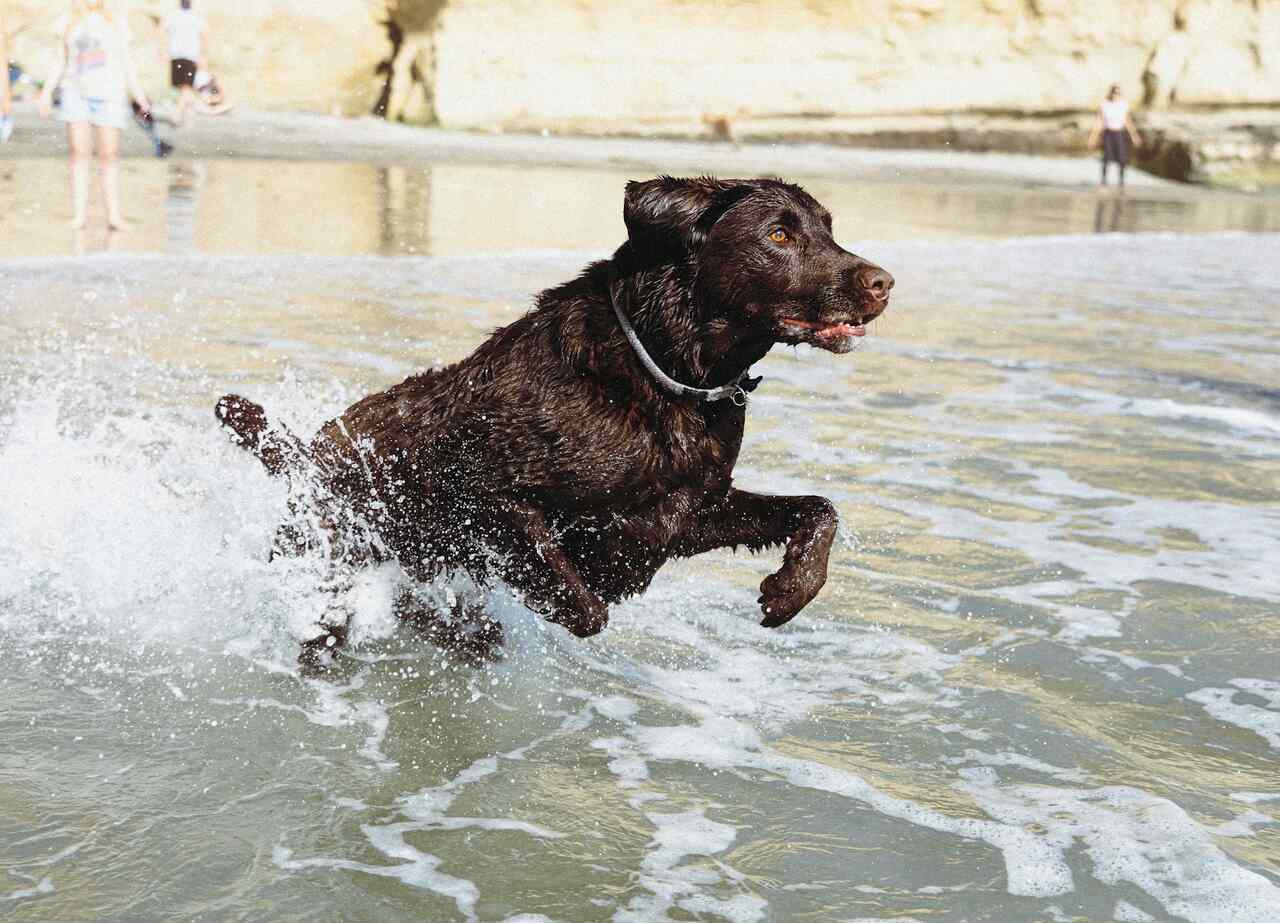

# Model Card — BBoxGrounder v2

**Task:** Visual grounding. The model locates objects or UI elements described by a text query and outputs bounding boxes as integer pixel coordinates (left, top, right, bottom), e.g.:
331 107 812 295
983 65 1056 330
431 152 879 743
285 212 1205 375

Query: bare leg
674 488 838 627
175 86 195 127
67 122 91 229
94 125 128 230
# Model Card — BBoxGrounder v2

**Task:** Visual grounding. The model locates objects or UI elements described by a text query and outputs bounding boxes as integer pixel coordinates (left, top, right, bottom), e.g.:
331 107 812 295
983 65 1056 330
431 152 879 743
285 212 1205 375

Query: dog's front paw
546 602 609 638
758 565 825 628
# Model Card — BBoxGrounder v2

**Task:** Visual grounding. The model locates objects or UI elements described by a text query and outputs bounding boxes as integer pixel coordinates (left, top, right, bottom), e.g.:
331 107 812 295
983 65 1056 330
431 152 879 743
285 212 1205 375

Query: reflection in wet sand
2 157 1280 259
165 161 205 252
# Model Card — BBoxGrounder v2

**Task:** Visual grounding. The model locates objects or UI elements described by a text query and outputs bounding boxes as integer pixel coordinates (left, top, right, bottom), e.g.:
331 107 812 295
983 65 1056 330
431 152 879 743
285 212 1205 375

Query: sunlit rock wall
405 0 1280 128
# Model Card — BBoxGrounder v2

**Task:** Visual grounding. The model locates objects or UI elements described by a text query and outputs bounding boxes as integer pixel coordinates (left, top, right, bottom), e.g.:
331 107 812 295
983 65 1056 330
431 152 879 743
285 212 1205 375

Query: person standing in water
1089 83 1143 189
1 11 13 142
164 0 208 128
38 0 150 230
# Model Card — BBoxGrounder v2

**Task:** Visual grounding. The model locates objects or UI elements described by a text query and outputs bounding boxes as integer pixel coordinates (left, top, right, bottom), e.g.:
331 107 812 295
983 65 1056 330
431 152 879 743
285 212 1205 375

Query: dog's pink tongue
817 323 866 339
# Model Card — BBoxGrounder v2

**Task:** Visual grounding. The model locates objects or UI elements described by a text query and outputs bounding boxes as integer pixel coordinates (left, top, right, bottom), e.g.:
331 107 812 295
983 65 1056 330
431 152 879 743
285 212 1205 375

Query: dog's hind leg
215 395 391 674
297 611 350 675
290 528 388 675
395 588 505 666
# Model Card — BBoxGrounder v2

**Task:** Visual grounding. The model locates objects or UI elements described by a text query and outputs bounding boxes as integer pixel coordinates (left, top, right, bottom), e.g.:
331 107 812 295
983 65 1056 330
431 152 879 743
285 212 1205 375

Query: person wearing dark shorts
1089 84 1143 189
164 0 208 127
171 57 197 90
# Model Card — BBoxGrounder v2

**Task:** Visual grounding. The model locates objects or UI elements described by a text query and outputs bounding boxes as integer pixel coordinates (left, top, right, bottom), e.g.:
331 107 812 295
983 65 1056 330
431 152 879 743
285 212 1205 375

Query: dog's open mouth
783 318 867 340
781 317 868 353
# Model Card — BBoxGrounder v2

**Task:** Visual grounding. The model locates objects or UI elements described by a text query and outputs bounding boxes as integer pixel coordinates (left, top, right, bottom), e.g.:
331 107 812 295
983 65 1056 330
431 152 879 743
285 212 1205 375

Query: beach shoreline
0 104 1233 197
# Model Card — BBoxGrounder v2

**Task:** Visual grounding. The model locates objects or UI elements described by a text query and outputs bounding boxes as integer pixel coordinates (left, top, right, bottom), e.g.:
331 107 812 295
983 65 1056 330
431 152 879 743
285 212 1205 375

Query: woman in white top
1088 84 1143 189
38 0 150 230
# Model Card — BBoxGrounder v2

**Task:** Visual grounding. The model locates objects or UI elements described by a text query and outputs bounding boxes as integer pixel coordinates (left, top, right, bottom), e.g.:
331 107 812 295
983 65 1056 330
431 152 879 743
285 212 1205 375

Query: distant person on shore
164 0 208 128
1 11 12 142
39 0 150 230
1089 84 1143 189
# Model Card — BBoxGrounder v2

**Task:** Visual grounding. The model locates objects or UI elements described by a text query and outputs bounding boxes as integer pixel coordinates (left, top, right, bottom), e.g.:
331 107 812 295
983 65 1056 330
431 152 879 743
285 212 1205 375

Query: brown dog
217 177 893 670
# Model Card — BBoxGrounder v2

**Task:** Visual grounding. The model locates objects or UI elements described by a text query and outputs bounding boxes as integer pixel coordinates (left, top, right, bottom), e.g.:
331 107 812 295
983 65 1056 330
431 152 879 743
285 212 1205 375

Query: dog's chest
647 401 741 486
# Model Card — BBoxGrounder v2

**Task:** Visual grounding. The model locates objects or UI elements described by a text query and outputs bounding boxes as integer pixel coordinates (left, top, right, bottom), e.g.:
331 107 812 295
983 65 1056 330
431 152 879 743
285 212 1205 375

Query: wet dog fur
216 176 893 671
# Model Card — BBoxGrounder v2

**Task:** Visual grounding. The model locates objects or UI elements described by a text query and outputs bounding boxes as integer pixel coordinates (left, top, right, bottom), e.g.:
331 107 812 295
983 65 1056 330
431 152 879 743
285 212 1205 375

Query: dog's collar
608 277 760 405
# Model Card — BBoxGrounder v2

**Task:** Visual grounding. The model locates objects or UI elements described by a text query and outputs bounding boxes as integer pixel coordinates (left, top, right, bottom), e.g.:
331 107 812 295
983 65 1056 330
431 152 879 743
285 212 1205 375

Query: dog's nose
858 265 895 300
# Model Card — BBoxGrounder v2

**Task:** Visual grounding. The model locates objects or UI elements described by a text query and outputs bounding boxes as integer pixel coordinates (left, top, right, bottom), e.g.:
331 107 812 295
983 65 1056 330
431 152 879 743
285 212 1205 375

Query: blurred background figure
1089 83 1143 190
132 99 174 157
164 0 207 127
193 67 232 115
38 0 150 230
1 10 12 142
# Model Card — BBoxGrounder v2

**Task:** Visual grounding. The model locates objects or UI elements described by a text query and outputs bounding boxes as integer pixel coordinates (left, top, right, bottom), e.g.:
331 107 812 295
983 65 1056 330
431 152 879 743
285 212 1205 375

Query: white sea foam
614 810 763 923
276 707 587 917
1113 901 1157 922
0 392 303 654
614 716 1077 898
274 842 482 921
959 776 1280 923
1231 792 1280 805
945 749 1089 783
1121 397 1280 437
0 879 54 903
1188 680 1280 751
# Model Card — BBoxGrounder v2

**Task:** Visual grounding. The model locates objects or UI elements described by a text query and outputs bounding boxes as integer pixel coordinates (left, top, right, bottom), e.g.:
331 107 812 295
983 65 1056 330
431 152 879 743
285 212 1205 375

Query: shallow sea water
2 158 1279 922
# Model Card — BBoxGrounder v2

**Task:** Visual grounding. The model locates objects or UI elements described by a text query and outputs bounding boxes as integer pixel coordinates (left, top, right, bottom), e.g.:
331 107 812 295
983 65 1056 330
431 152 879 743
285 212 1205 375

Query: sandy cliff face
5 1 1276 126
412 0 1280 130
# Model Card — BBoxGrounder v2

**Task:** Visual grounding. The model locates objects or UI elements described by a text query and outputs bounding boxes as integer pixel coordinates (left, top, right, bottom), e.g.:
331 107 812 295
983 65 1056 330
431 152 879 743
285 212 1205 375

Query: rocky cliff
387 0 1280 129
6 1 1277 132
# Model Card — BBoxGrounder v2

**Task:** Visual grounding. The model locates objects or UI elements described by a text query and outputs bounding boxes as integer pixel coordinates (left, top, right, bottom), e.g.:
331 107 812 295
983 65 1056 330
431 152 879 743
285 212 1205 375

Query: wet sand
4 155 1279 261
0 103 1193 191
3 106 1279 261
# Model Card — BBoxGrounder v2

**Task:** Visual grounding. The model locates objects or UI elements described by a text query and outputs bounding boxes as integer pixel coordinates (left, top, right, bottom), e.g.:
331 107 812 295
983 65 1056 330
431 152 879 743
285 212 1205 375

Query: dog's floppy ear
623 176 752 255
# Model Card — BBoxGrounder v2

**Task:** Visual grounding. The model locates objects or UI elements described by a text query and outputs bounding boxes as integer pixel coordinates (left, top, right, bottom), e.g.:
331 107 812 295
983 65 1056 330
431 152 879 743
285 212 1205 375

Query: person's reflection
379 164 432 255
166 160 205 251
1093 197 1126 233
71 225 125 256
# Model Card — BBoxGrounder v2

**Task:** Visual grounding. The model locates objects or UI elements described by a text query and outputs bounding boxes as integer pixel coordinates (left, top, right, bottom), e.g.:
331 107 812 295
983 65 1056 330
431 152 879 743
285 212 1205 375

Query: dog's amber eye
768 228 788 244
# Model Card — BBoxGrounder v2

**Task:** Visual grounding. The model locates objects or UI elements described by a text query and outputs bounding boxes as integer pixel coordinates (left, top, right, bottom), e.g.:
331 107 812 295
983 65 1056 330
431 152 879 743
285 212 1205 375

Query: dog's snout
858 265 894 300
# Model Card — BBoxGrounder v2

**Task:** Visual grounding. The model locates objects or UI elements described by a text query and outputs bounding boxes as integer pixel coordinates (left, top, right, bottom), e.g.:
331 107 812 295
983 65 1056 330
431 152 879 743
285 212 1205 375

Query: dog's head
623 176 892 354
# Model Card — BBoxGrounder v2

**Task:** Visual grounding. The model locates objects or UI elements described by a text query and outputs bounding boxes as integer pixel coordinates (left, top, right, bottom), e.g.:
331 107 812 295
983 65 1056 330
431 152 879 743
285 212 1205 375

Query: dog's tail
215 394 310 478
